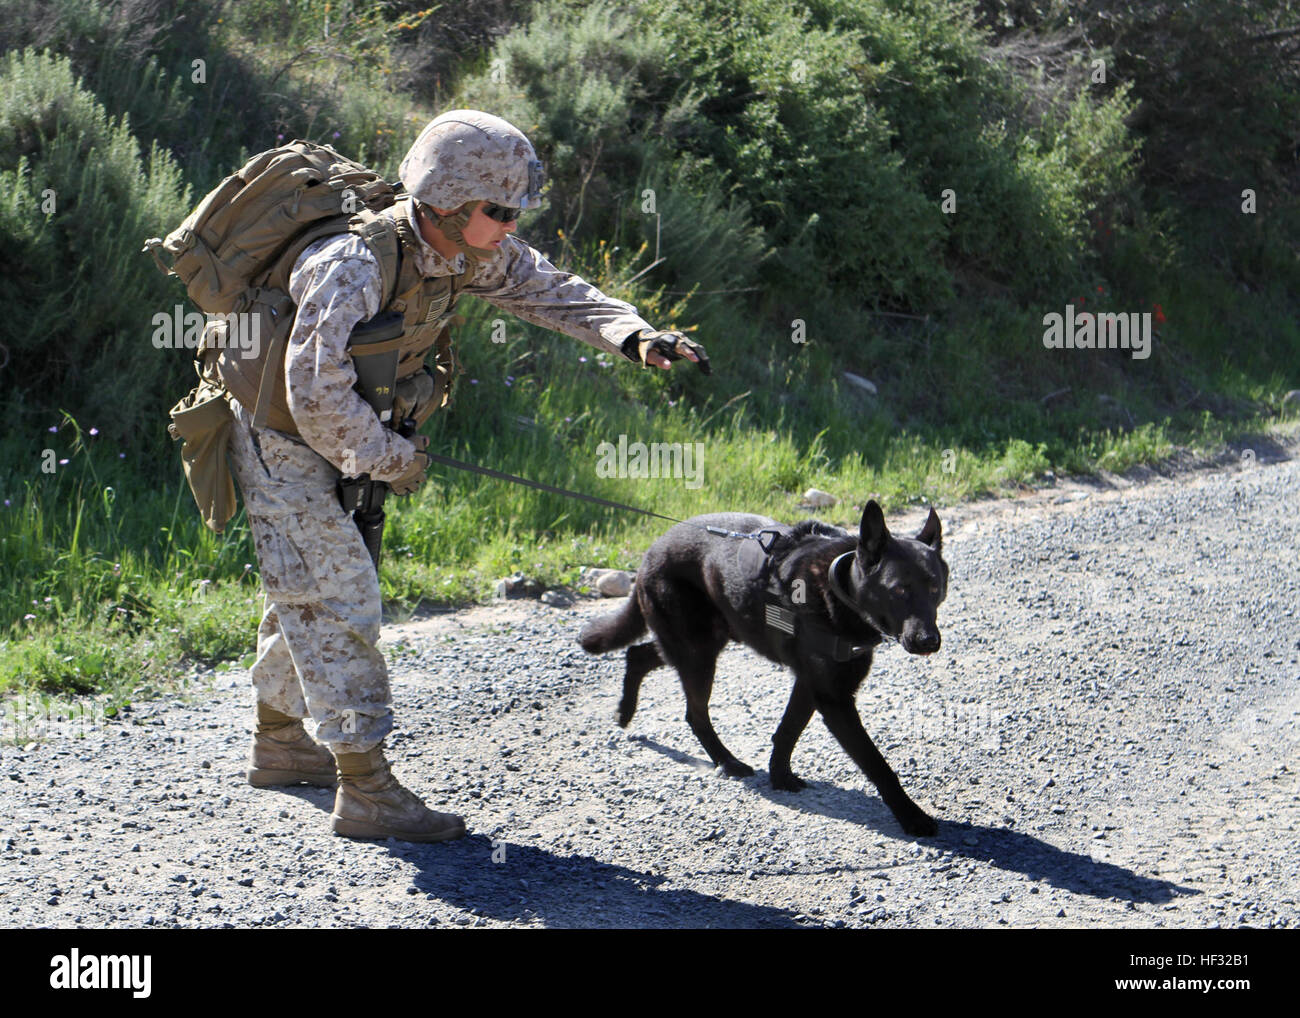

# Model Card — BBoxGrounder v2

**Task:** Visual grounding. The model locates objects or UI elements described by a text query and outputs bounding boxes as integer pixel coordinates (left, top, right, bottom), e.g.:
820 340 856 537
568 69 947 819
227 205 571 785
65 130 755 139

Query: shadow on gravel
392 835 804 928
657 759 1198 906
638 738 958 843
258 786 335 812
251 782 800 926
633 736 725 773
936 821 1198 904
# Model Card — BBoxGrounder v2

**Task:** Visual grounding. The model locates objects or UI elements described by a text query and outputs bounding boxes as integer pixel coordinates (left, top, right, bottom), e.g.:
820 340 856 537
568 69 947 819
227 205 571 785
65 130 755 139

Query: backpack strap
248 288 297 429
351 210 404 309
244 200 466 431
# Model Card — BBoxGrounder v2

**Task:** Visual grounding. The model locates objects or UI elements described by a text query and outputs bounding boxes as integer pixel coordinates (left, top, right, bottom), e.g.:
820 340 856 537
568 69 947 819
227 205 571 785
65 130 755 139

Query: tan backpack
145 140 403 315
145 140 408 532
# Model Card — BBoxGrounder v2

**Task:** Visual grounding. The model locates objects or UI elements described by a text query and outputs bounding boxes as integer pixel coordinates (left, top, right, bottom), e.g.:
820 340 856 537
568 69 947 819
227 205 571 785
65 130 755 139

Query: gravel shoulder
2 442 1298 929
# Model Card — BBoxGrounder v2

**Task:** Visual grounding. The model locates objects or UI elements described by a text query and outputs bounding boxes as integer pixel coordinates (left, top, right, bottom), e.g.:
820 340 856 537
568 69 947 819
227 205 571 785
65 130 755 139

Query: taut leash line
422 452 779 550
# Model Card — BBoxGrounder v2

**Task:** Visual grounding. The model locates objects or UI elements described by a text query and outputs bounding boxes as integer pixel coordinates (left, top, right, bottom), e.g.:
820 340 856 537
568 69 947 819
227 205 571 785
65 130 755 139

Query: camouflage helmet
399 109 545 211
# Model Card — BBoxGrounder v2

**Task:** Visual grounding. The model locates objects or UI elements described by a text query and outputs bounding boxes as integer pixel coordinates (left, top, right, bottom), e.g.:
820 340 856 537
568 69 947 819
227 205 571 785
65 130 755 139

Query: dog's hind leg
769 680 815 791
657 626 751 776
617 642 663 728
640 577 751 777
815 692 938 837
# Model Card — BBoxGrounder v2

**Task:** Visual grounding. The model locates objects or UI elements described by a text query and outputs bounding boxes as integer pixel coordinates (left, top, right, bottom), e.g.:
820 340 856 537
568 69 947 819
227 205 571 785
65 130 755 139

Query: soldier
235 110 710 842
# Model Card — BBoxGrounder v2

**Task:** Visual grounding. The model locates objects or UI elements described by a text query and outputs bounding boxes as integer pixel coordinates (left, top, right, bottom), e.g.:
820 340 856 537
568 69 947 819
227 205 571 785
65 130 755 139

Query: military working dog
579 500 947 836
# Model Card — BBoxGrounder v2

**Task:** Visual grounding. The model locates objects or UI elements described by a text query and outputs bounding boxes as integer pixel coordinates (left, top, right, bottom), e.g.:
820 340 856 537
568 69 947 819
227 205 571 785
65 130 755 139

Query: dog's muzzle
830 553 941 655
901 628 941 656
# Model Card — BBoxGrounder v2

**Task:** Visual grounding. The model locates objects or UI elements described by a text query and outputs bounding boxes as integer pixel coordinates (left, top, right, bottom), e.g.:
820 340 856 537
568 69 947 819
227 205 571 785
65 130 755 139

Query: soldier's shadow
265 786 796 927
269 759 1193 916
399 835 803 928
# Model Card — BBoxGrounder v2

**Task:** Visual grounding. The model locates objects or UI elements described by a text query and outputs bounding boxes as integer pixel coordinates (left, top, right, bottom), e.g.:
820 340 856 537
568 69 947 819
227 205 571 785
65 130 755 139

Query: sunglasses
479 202 523 223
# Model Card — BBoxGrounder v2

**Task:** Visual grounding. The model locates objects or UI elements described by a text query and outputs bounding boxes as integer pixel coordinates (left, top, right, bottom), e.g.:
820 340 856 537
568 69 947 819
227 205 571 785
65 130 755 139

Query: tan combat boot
331 743 466 842
246 703 337 788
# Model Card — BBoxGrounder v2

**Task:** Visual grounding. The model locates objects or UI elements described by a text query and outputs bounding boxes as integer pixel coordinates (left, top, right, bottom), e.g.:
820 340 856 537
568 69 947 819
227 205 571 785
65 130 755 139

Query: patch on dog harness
764 591 873 662
764 602 796 636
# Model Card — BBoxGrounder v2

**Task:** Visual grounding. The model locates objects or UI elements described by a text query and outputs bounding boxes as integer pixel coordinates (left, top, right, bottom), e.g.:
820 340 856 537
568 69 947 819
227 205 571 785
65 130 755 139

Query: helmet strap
421 200 495 269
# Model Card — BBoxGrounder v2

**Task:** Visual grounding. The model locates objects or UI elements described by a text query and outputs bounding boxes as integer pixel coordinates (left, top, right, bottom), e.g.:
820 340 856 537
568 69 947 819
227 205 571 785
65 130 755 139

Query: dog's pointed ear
858 500 888 568
915 506 942 551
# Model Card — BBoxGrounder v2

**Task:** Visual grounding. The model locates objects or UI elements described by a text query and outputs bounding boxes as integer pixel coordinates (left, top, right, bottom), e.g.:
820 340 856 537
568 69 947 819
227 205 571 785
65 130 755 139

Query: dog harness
762 549 890 662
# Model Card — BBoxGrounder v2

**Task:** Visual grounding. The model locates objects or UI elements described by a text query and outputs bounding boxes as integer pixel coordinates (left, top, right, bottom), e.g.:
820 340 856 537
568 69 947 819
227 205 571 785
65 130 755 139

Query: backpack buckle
142 237 170 274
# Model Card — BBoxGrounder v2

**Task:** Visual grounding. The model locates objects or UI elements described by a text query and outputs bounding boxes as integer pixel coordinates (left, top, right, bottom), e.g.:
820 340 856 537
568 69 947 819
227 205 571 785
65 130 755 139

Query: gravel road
3 443 1297 929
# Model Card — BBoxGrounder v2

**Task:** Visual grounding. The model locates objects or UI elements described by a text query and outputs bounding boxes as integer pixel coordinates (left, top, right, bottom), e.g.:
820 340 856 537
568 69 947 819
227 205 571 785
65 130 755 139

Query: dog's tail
579 595 646 653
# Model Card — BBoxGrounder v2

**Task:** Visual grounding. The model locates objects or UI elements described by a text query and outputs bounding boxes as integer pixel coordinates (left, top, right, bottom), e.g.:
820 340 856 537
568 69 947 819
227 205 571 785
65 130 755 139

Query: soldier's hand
389 434 431 497
624 329 711 375
393 369 436 427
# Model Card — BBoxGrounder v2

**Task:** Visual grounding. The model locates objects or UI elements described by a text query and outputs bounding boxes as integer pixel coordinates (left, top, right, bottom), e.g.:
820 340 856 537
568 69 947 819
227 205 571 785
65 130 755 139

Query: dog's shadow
923 819 1197 905
635 737 1195 907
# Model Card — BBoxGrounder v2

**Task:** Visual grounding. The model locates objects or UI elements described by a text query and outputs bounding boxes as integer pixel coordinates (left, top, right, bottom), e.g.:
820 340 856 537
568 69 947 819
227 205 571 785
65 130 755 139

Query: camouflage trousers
227 400 393 753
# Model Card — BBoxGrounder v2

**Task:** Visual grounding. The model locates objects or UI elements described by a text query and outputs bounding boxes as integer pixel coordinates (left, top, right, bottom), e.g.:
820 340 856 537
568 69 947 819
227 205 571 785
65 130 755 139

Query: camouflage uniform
230 198 654 753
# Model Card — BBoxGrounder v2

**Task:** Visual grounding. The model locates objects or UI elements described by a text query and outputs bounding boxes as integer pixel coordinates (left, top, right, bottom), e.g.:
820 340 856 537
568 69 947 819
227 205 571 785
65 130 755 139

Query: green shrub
802 0 1140 300
629 150 773 323
452 1 772 324
0 0 218 176
0 48 193 451
626 0 956 309
971 1 1300 206
999 437 1051 479
457 0 1146 319
455 2 685 237
1083 0 1299 201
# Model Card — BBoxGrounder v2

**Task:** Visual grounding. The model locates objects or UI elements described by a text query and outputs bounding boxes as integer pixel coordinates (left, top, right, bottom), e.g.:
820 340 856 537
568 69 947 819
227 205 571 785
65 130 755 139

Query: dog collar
827 552 899 645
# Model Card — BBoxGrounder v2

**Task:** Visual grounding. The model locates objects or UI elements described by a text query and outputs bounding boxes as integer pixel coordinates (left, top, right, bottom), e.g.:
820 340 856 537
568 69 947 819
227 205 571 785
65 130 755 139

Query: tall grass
0 412 261 699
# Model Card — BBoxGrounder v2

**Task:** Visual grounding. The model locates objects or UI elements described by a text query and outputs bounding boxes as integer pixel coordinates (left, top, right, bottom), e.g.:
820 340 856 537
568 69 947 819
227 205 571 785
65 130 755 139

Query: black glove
621 329 711 375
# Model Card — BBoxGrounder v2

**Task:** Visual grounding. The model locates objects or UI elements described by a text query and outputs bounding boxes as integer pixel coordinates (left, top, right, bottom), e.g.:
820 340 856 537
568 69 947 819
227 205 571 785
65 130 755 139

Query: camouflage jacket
283 202 652 482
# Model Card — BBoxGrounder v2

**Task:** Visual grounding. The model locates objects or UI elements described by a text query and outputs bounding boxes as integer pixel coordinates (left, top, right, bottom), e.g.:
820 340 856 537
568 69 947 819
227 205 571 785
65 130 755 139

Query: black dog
579 501 947 837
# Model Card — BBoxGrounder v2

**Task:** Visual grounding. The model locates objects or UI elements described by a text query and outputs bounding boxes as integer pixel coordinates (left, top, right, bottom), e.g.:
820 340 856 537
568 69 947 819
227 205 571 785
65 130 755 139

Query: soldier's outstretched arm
467 236 680 366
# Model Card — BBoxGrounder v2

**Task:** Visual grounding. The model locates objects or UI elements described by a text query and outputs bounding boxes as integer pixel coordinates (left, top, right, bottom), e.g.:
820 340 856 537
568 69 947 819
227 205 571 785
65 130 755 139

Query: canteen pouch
168 376 238 533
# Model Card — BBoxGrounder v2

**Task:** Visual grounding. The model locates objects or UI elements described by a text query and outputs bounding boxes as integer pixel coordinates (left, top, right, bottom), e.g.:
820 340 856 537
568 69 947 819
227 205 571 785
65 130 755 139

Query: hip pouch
168 375 238 533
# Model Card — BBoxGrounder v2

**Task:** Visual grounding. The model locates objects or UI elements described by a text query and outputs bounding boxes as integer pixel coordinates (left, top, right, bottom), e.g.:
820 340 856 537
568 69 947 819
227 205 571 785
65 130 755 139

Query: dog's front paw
615 697 639 728
769 770 807 792
898 810 939 838
720 759 755 779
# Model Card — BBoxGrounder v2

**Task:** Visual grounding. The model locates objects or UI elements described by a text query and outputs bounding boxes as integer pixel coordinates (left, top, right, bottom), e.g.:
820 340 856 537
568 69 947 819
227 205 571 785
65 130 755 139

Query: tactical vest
206 197 469 436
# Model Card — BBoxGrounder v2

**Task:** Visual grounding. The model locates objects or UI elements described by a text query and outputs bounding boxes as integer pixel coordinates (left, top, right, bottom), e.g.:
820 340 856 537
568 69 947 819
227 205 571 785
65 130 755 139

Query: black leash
423 452 782 552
